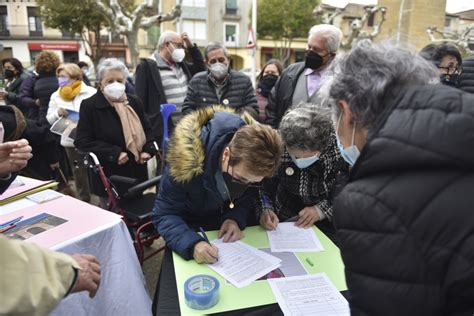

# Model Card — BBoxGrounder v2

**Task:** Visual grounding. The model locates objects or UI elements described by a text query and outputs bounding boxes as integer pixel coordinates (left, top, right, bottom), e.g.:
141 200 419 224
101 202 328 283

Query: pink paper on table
0 195 122 249
0 177 54 201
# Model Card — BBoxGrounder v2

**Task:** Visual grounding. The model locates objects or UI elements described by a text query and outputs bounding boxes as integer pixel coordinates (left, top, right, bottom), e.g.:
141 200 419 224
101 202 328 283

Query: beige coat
0 236 80 316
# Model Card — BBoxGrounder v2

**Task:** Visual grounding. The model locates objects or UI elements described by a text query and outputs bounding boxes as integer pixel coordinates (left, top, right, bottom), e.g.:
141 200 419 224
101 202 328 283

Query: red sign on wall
28 43 80 51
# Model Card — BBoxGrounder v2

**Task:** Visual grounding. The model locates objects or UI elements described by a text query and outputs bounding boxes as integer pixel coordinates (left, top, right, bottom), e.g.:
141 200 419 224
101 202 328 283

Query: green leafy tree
257 0 319 65
37 0 108 68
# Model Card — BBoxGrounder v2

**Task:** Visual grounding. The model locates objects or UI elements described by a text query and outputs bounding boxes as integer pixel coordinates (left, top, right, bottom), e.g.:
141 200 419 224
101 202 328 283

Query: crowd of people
1 23 473 315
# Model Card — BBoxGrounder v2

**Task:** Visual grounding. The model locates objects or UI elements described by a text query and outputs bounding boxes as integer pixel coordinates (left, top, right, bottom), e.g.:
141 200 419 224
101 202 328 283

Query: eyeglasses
226 155 263 188
438 65 462 75
230 174 263 188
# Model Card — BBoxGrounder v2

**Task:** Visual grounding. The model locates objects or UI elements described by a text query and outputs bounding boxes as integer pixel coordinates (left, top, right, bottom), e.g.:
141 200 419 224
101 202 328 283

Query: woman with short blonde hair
47 63 97 202
55 64 83 81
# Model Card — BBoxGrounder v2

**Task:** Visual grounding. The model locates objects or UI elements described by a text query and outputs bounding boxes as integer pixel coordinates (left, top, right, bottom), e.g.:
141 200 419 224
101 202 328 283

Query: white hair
157 30 180 50
96 58 129 83
308 24 343 53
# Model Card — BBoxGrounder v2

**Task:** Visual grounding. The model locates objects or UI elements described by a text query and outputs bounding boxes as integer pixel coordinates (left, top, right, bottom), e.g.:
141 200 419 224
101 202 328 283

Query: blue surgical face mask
336 112 360 167
291 154 319 169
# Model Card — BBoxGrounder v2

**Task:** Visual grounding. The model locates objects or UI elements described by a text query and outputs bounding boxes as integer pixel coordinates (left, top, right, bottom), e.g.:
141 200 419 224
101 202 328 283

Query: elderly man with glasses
135 30 206 145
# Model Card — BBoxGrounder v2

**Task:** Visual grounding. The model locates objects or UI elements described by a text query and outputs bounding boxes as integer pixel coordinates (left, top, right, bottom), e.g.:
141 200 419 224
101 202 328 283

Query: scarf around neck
59 80 82 102
106 94 146 162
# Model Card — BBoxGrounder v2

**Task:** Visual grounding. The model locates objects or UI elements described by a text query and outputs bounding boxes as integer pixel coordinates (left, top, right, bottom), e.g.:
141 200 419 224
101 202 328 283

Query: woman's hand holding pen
260 210 279 230
193 241 219 264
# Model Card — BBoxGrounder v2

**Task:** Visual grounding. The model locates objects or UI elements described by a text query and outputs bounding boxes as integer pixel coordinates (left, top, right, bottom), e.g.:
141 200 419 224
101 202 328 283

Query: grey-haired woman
75 58 158 195
257 103 349 230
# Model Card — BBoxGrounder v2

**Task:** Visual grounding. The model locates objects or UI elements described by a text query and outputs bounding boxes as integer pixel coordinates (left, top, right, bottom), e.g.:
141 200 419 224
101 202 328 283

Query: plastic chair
83 152 164 265
160 103 177 153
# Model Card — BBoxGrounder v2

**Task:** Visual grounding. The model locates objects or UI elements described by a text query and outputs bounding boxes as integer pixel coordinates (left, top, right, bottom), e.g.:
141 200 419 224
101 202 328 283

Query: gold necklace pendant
222 176 235 209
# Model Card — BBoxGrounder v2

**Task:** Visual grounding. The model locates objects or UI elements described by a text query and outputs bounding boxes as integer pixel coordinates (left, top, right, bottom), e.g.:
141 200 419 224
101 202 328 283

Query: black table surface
152 221 348 316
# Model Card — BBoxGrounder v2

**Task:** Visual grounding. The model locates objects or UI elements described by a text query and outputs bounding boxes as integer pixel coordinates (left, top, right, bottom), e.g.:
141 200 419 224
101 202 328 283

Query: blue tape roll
184 274 220 310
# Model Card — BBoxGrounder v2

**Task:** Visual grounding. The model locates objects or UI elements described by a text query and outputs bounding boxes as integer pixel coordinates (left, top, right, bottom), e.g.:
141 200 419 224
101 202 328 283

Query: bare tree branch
426 25 474 54
140 4 182 29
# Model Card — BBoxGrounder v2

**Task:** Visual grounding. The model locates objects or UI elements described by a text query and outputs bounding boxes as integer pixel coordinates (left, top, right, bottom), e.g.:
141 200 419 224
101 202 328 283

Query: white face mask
209 62 229 80
103 82 126 100
171 48 185 63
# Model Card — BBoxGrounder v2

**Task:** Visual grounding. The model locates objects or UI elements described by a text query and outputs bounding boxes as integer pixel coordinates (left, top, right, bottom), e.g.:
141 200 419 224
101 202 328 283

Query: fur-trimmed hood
166 106 256 183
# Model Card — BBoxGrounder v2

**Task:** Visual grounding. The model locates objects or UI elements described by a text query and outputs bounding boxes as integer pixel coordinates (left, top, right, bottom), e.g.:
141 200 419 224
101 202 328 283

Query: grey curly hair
279 103 334 151
319 40 439 128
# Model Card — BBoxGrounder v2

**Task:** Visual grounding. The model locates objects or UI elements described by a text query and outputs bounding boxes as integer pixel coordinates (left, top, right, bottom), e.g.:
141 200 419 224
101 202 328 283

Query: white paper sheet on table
26 189 63 203
208 239 281 288
267 222 324 252
268 273 350 316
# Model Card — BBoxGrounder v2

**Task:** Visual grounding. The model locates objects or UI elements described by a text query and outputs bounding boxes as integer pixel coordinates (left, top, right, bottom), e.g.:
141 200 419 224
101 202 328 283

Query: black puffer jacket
181 70 258 118
32 73 58 123
265 62 305 128
334 84 474 315
459 55 474 93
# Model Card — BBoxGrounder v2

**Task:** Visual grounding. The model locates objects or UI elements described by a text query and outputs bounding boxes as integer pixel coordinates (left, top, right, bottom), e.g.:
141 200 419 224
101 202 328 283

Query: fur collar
166 105 255 183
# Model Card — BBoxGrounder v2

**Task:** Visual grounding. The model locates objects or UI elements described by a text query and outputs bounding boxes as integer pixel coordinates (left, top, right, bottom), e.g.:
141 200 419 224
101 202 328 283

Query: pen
0 216 23 229
306 258 314 267
262 195 269 208
199 227 218 262
284 215 299 223
199 227 211 244
0 223 16 234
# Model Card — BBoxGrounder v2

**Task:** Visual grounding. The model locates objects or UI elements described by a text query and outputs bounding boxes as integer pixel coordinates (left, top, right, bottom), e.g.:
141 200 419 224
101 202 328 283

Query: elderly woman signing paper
257 103 349 233
75 58 158 188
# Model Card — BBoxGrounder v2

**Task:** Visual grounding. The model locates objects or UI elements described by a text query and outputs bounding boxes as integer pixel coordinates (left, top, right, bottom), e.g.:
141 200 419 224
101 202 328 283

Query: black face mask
440 74 459 87
222 172 248 200
305 50 327 70
4 69 15 80
258 74 278 97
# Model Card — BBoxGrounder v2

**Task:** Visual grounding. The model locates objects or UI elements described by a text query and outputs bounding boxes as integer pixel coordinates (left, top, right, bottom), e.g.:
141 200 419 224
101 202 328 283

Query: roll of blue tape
184 274 220 310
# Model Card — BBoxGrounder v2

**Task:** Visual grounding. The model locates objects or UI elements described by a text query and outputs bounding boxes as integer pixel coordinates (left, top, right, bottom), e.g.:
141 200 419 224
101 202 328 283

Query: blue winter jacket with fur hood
152 106 257 260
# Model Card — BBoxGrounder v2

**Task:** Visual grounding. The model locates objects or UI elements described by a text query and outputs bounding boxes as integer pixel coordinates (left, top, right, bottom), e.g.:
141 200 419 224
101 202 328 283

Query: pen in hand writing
199 227 211 244
262 195 278 230
199 227 218 262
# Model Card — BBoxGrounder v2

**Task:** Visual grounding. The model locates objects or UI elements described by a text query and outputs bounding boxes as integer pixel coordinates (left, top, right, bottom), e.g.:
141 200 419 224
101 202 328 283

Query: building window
182 20 206 41
224 23 239 46
225 0 238 15
445 17 451 27
27 7 42 37
295 51 305 62
367 13 375 27
182 0 206 7
0 6 9 36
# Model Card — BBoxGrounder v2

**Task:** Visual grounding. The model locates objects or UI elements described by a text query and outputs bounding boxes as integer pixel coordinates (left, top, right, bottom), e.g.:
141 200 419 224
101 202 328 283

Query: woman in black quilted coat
321 40 474 315
459 55 474 93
